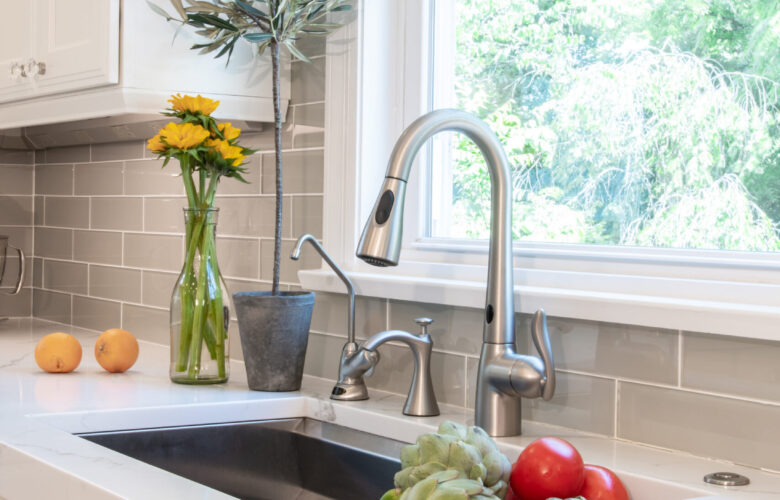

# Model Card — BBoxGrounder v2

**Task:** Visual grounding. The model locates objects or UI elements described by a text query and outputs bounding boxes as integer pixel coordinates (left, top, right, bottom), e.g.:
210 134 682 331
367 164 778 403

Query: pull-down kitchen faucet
356 109 555 436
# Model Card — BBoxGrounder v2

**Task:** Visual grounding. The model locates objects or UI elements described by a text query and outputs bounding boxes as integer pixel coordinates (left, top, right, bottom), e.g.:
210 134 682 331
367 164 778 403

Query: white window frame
301 0 780 342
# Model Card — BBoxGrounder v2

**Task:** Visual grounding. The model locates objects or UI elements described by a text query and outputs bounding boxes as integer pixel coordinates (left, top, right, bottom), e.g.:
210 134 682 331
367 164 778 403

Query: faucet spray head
356 176 407 267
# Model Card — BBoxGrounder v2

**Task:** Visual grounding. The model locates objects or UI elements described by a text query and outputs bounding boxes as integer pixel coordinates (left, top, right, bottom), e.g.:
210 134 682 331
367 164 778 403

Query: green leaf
243 32 274 42
284 39 311 63
215 39 234 58
275 0 289 20
187 13 239 32
235 0 269 19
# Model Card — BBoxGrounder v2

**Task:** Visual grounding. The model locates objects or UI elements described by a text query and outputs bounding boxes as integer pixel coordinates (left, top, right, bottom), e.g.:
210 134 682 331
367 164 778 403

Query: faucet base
475 343 524 437
330 382 369 401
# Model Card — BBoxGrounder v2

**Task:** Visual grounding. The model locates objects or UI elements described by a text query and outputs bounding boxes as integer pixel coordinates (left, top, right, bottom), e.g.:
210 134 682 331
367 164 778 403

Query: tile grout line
613 380 620 438
677 329 683 387
463 355 469 408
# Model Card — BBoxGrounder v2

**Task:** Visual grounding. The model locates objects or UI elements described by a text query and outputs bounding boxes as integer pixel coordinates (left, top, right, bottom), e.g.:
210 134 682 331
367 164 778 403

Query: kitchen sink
78 418 403 500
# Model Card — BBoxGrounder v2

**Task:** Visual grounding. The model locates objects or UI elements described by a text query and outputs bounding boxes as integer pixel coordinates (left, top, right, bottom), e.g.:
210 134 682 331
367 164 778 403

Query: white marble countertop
0 318 778 500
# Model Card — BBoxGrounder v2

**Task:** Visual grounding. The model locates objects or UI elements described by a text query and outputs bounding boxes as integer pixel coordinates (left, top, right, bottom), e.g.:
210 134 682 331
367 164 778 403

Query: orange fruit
34 332 82 373
94 328 139 373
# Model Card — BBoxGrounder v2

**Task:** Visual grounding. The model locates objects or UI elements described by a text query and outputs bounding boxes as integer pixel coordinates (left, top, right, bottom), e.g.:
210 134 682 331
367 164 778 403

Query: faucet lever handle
531 309 555 400
414 317 434 336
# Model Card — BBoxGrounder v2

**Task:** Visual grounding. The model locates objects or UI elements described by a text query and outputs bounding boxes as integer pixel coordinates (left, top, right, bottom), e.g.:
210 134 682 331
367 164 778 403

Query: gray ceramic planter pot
233 291 315 392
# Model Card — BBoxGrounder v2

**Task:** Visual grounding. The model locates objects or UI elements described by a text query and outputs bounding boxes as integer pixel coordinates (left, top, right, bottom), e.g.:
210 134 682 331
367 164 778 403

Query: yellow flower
168 93 220 116
218 122 241 141
231 154 245 167
146 133 167 153
206 138 245 166
159 122 210 150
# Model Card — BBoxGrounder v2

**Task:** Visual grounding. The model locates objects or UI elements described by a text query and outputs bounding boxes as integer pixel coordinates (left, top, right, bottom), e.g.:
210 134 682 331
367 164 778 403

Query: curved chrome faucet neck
362 109 515 345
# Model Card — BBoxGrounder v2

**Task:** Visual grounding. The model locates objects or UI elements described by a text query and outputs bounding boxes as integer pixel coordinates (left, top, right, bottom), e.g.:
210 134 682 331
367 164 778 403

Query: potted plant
151 0 351 391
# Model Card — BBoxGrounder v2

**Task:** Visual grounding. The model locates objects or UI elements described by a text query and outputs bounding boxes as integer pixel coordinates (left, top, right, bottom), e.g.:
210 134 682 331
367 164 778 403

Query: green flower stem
207 240 226 378
186 225 210 378
176 211 205 372
204 319 218 360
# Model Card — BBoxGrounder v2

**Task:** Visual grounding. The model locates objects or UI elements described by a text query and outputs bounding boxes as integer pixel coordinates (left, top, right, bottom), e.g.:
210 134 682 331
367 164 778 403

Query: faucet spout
358 109 515 346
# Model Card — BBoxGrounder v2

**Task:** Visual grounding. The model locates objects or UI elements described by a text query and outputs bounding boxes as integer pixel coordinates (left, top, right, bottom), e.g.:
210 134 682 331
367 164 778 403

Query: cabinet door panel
32 0 119 97
0 2 36 100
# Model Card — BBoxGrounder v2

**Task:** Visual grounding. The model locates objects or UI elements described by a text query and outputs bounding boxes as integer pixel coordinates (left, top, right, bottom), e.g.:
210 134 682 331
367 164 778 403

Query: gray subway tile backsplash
0 196 33 226
302 331 344 381
121 303 169 344
34 196 44 225
0 226 32 254
215 237 261 279
73 230 122 265
124 158 184 195
524 372 616 436
0 149 34 164
259 239 320 283
91 141 143 162
91 197 143 231
45 197 89 228
310 291 387 339
43 260 88 294
215 196 283 237
123 233 183 271
519 315 679 385
291 195 323 239
0 287 31 317
683 331 780 403
72 295 121 332
261 150 324 195
34 227 73 260
42 145 90 164
89 265 142 302
143 197 186 233
389 300 483 356
142 270 178 309
75 162 124 195
618 381 780 471
35 164 73 195
33 288 72 324
0 165 33 195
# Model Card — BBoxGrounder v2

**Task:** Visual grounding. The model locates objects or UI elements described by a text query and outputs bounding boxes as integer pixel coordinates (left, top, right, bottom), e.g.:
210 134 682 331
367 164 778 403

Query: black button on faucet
375 190 395 224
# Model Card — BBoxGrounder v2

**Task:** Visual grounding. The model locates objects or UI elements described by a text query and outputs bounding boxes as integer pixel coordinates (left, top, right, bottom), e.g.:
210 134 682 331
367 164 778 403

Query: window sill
299 266 780 341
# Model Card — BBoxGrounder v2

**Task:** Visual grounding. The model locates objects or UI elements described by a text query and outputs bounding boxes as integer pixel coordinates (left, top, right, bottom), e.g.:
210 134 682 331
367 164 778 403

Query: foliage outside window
430 0 780 252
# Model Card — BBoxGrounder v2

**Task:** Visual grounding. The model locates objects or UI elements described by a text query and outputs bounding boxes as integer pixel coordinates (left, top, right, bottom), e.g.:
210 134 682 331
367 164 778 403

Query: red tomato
579 464 630 500
510 437 585 500
505 487 520 500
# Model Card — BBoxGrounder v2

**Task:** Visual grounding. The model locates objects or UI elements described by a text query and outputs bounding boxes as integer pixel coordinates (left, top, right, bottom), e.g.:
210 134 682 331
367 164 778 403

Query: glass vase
170 208 231 384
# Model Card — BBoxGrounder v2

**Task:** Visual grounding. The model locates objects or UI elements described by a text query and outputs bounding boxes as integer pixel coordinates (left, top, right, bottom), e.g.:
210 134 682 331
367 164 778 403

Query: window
308 0 780 341
429 0 780 253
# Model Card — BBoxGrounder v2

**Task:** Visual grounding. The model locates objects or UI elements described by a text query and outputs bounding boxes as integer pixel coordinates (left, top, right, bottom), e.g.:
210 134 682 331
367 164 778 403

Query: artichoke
382 469 502 500
382 421 512 500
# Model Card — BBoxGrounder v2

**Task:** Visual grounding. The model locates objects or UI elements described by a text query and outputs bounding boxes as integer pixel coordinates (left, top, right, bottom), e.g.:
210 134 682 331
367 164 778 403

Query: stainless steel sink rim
77 418 403 500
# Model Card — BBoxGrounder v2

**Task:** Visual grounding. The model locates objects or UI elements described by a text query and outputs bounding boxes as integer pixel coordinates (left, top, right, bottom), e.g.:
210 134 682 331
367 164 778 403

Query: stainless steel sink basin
78 418 403 500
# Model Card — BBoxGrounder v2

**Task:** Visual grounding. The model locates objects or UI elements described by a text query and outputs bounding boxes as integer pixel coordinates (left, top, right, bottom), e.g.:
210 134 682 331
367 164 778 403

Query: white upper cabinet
0 0 290 128
0 0 119 104
0 2 38 100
